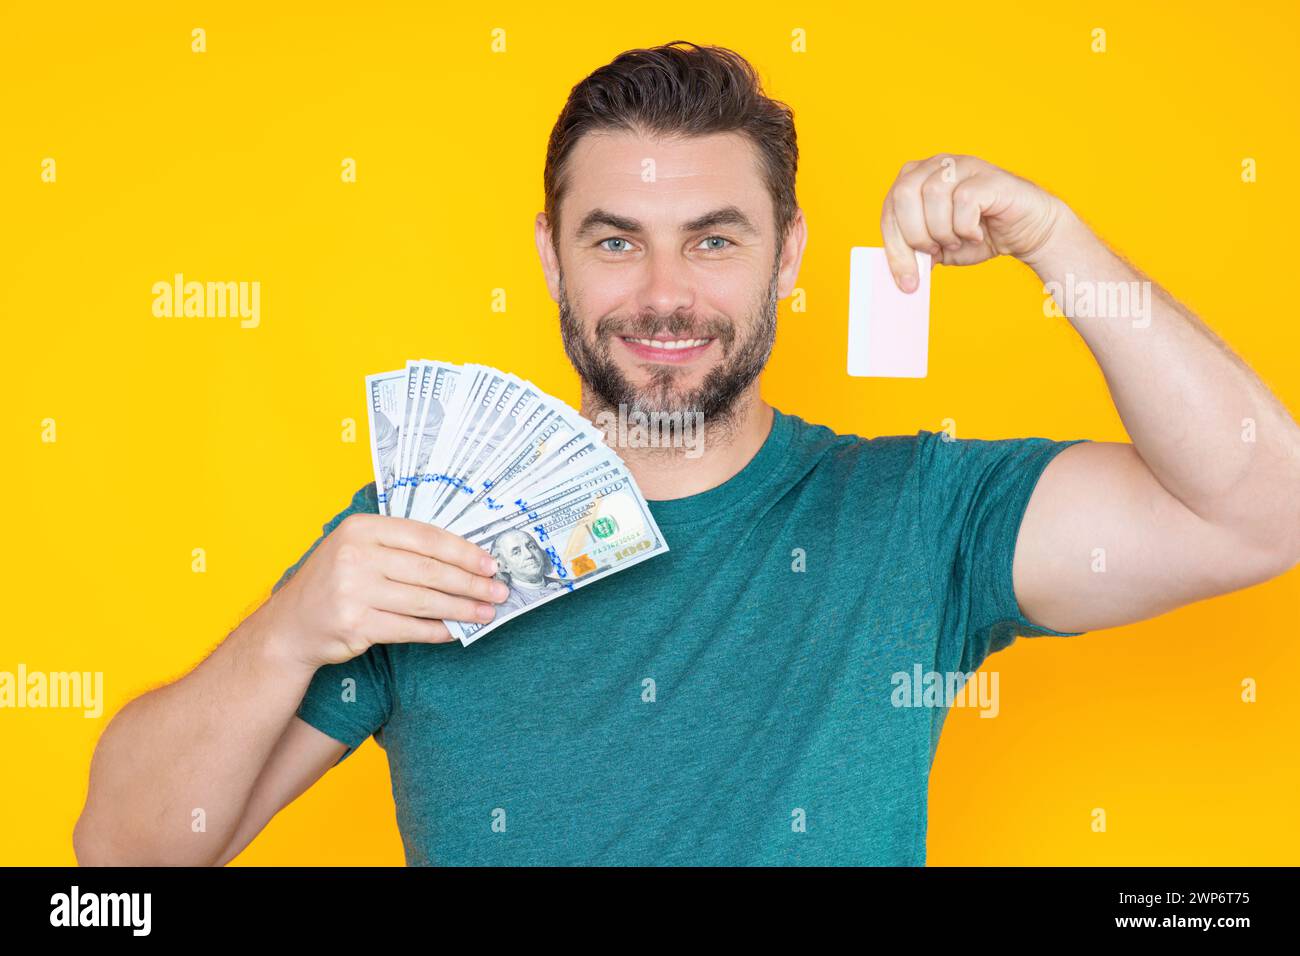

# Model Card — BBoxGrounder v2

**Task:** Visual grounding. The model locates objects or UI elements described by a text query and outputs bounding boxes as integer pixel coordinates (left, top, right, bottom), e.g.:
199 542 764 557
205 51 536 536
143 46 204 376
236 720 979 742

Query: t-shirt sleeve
271 481 380 596
914 429 1093 676
274 482 393 767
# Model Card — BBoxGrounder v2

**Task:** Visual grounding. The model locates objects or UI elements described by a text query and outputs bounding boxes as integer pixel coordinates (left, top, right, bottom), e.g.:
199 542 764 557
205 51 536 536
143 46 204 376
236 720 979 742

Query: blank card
847 246 931 378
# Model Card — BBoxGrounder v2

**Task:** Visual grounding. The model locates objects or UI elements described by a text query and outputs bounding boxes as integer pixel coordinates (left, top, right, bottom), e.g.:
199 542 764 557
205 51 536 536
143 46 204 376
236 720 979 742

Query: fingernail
493 582 509 601
901 273 917 293
478 603 496 621
481 555 497 575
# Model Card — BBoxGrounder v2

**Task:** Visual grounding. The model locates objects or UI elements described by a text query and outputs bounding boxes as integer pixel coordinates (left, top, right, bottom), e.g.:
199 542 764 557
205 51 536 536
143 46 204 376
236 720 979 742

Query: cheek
565 260 634 315
698 269 757 316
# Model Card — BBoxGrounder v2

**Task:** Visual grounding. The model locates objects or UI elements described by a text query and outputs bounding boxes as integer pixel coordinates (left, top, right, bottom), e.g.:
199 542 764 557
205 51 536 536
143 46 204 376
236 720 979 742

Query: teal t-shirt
274 407 1089 865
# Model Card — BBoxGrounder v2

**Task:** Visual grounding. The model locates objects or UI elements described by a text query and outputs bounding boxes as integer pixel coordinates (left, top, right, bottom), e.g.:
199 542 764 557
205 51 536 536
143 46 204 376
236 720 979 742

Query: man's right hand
267 514 509 667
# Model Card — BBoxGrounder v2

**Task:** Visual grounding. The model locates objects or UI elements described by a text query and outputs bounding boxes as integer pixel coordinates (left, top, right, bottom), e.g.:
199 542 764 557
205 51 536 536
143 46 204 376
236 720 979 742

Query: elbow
1226 485 1300 585
73 807 233 867
72 802 147 867
1267 468 1300 574
1264 540 1300 582
1239 520 1300 586
72 810 116 867
1259 502 1300 581
73 813 226 868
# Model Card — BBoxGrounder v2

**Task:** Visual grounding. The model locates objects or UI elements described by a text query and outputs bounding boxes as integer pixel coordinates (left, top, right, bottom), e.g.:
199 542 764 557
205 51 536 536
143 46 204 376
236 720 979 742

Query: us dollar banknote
365 361 669 645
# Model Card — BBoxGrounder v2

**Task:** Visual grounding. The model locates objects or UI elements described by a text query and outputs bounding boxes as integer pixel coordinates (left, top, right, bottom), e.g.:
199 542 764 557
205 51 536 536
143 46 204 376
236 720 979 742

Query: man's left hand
880 153 1067 292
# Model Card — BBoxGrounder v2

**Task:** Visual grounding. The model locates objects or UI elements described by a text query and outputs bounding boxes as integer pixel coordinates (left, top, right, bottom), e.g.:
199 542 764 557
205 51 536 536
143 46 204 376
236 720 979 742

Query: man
489 529 569 615
74 41 1300 866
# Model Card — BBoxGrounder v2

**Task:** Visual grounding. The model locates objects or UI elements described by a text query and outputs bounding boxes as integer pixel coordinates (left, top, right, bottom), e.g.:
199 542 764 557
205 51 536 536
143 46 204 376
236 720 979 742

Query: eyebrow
573 205 760 239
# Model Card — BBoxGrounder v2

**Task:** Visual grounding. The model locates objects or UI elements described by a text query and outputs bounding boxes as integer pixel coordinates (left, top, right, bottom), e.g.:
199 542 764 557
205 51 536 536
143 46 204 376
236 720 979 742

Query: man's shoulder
781 410 1068 469
778 408 930 465
766 410 936 509
775 411 1079 501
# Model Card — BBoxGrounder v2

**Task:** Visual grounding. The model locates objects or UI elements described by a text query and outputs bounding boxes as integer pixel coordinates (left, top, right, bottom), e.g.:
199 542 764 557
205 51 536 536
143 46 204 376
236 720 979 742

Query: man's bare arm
880 154 1300 633
73 513 507 866
212 717 347 867
73 600 324 866
1014 439 1298 633
1010 206 1300 632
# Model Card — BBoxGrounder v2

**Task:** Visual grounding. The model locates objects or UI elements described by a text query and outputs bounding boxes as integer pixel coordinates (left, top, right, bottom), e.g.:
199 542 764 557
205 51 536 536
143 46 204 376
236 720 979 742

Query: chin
623 373 709 398
624 359 713 387
623 385 703 413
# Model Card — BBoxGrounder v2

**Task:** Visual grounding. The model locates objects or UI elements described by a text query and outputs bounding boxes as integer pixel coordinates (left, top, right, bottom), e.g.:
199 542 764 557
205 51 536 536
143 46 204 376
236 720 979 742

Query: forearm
74 594 317 866
1026 203 1300 553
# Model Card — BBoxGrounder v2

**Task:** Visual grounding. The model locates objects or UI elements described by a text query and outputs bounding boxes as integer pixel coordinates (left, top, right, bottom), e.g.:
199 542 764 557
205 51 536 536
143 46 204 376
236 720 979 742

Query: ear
776 207 808 300
535 211 562 303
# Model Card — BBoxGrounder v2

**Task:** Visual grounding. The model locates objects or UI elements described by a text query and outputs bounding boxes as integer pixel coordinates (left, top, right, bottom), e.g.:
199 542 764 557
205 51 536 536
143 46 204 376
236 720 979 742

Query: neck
579 382 774 501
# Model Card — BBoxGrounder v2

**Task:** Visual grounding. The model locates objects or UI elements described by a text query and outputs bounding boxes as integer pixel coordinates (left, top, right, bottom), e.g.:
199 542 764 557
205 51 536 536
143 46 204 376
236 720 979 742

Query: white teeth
625 338 711 350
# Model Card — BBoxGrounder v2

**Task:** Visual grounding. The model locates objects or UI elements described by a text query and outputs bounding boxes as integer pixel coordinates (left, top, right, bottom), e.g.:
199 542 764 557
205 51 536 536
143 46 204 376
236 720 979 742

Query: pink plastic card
847 246 931 378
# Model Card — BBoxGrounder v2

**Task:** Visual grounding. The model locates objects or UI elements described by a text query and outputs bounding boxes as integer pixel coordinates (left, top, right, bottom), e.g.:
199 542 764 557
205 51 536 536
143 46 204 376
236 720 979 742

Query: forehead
559 128 771 232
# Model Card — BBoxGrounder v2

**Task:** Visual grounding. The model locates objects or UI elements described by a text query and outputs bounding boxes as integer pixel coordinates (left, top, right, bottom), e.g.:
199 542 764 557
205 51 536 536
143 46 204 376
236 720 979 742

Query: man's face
537 129 804 425
497 530 544 580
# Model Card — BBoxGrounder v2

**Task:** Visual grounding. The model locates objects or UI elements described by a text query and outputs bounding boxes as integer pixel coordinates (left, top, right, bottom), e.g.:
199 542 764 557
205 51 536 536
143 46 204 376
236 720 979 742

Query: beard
558 254 780 435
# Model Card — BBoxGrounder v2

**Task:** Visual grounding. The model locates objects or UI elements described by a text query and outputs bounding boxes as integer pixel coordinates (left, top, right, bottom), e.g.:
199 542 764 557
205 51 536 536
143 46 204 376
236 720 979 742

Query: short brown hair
543 40 799 251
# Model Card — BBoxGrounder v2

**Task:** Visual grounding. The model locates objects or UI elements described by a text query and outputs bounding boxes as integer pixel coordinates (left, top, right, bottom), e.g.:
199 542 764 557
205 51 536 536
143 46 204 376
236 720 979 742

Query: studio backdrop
2 1 1297 865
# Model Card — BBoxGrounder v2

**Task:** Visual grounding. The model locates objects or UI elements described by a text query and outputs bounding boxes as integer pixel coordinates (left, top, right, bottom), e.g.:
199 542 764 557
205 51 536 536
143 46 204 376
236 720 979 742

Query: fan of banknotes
366 361 670 645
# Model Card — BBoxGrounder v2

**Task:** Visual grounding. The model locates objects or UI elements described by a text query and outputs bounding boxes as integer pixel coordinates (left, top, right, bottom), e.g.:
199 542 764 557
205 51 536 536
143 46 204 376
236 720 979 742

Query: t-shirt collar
644 406 794 527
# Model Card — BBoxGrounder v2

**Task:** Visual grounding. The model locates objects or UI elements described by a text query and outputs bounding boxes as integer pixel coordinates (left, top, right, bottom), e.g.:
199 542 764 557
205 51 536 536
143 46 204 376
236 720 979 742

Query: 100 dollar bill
444 466 669 645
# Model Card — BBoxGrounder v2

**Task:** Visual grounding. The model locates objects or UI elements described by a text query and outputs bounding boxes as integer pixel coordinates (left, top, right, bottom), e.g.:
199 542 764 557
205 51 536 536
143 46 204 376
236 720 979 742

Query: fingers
882 153 984 292
921 168 960 252
363 608 457 645
890 162 942 258
378 547 510 604
883 158 941 292
372 578 499 627
881 202 920 293
952 175 994 245
367 515 497 576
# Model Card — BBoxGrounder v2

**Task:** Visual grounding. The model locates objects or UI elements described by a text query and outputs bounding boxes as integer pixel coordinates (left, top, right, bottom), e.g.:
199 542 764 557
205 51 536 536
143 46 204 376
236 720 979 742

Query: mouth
618 335 716 364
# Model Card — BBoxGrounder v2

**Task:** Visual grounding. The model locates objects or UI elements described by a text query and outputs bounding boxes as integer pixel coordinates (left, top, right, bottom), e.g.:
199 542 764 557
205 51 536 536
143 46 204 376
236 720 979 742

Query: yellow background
2 2 1297 866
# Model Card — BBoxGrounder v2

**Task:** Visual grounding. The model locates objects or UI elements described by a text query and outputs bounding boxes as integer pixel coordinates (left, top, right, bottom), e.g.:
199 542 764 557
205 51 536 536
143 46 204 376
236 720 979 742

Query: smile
618 336 716 363
621 337 712 350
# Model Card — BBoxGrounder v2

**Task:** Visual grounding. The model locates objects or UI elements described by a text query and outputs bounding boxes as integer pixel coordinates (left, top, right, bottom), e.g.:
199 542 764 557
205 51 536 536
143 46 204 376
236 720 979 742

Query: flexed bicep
1012 440 1294 634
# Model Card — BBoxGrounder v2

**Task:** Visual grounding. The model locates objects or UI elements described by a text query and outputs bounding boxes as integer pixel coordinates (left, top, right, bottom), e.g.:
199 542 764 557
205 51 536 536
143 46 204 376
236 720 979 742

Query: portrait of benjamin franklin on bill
489 528 569 614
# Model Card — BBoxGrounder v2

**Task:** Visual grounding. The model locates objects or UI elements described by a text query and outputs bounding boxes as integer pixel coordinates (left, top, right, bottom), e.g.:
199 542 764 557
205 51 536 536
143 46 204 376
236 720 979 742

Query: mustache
594 314 736 349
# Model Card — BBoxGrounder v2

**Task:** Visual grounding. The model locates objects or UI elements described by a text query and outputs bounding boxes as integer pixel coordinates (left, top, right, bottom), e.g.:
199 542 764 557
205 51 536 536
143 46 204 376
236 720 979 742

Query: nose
634 248 695 321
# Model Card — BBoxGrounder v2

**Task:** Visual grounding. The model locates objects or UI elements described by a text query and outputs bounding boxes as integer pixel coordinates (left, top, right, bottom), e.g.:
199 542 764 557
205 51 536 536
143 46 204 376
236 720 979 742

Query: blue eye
599 238 632 252
699 236 732 251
